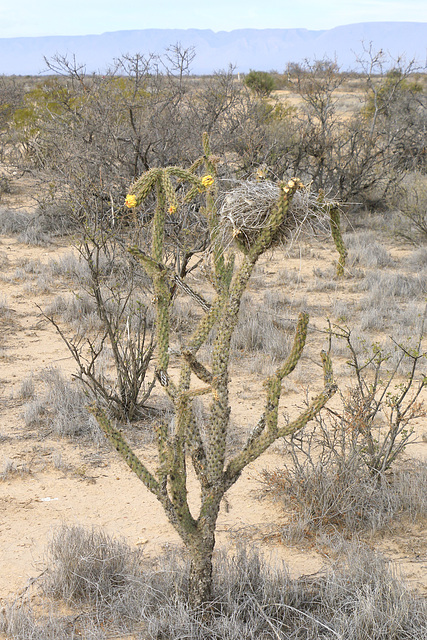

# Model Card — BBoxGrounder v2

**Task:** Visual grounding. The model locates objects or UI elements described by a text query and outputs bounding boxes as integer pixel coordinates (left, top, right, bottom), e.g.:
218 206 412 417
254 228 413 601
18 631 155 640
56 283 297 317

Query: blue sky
2 0 426 38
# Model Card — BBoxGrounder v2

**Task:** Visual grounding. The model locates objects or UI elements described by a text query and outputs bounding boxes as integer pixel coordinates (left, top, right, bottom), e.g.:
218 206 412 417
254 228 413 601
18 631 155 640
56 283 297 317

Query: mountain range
1 22 426 76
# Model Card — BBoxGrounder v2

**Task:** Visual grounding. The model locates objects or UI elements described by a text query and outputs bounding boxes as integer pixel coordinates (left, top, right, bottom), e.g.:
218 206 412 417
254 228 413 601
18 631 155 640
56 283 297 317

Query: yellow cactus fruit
201 175 214 188
125 194 138 208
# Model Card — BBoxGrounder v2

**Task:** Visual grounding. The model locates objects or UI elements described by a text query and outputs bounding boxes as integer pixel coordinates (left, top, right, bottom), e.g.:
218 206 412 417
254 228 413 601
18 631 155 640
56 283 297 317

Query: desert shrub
327 327 425 474
263 422 427 540
244 70 276 97
391 172 427 241
44 294 155 421
282 53 427 204
42 224 156 421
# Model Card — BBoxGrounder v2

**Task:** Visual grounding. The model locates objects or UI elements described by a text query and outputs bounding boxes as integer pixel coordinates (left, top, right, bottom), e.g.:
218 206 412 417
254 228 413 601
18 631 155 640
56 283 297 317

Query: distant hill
1 22 426 75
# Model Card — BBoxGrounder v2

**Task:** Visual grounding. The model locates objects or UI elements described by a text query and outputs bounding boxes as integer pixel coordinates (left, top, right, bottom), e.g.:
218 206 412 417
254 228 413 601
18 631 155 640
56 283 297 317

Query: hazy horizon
2 1 427 39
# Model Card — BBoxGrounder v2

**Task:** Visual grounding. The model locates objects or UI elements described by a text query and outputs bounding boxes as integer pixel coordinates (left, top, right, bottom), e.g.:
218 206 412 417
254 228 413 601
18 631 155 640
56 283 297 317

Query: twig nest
217 179 331 252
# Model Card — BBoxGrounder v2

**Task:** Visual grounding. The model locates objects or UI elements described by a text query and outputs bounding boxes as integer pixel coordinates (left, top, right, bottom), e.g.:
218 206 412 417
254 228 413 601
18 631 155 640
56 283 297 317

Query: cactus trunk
187 519 217 607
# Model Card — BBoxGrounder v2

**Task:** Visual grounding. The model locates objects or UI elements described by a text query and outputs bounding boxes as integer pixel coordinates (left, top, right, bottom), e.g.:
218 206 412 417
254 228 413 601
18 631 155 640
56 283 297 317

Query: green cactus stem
329 204 347 277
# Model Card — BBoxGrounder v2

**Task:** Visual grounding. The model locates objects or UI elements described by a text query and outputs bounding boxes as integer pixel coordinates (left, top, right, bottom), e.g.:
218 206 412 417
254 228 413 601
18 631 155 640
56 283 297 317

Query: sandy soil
1 229 427 609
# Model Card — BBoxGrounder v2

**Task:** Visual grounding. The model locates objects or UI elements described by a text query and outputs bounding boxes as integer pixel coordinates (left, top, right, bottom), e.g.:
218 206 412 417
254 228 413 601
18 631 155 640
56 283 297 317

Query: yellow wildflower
168 205 177 214
201 175 214 188
125 194 138 208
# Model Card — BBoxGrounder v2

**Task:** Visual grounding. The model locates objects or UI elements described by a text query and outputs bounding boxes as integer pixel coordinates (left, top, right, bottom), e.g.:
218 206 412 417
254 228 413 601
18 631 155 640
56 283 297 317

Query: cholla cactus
92 139 337 607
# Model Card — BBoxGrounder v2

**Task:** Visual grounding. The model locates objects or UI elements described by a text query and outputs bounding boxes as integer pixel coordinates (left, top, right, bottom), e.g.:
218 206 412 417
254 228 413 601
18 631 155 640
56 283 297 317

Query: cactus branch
225 350 337 488
90 405 160 495
182 349 214 385
329 203 347 277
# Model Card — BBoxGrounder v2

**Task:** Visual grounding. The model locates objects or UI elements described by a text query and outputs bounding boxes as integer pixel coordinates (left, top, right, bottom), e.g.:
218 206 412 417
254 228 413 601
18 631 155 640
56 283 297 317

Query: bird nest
217 180 332 252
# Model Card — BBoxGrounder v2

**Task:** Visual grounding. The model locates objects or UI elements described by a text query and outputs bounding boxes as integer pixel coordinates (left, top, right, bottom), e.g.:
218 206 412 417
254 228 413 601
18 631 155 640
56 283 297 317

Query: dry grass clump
355 268 427 333
0 203 76 244
0 457 32 481
0 209 50 245
359 298 424 334
47 251 92 284
229 293 298 362
0 208 32 235
275 267 304 285
0 605 73 640
47 249 131 288
232 310 292 360
217 180 331 251
23 367 101 441
360 271 427 299
263 455 427 544
405 246 427 269
0 294 11 317
170 296 204 335
1 531 425 640
43 293 103 335
19 373 35 400
344 231 394 268
43 525 145 606
0 249 9 269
